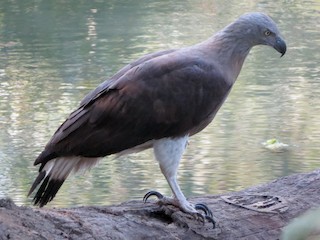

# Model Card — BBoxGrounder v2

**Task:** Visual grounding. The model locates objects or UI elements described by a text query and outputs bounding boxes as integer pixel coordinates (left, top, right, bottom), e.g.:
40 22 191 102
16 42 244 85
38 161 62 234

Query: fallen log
1 169 320 240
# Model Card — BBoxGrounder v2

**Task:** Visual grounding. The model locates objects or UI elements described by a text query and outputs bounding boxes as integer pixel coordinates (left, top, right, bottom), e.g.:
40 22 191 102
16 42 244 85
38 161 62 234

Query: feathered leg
144 136 215 226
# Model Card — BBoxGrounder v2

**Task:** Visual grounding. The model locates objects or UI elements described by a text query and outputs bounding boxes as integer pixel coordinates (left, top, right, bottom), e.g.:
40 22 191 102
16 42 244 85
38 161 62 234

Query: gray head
225 12 287 56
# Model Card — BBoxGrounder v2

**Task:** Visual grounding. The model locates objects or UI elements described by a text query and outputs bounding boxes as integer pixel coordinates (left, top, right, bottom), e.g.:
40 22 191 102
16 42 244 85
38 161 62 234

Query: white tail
28 156 101 207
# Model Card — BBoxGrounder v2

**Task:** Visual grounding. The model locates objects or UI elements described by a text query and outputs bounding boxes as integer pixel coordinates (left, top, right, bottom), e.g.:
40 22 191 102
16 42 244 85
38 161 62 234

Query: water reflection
0 0 319 207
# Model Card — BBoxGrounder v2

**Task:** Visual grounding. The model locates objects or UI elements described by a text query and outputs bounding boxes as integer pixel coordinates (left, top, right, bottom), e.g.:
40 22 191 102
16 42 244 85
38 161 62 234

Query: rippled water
0 0 319 207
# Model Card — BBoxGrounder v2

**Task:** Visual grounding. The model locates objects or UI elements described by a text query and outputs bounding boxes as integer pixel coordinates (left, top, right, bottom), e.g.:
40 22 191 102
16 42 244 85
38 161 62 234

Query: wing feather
35 48 232 166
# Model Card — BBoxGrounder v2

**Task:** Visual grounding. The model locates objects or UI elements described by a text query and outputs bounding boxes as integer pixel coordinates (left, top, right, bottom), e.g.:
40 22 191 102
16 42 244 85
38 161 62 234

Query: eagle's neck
199 22 257 83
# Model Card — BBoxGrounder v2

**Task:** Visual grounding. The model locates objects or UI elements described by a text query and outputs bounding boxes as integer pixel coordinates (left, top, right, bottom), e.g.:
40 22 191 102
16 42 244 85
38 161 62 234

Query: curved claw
195 203 213 218
195 203 215 228
205 215 216 228
194 213 215 228
142 192 215 228
143 190 164 203
195 212 206 224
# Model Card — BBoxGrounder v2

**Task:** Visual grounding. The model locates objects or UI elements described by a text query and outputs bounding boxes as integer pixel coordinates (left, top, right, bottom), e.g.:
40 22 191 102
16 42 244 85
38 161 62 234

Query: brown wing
35 48 232 166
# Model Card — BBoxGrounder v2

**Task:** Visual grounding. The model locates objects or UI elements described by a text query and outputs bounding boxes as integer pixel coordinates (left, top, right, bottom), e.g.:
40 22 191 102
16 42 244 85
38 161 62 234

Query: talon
205 215 216 228
195 212 206 224
195 204 209 216
143 190 164 203
195 203 215 228
142 192 215 228
195 203 213 218
195 211 216 228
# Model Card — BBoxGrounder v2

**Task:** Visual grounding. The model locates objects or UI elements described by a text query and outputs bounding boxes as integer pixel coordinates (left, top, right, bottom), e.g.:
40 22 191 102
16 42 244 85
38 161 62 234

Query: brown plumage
29 12 286 211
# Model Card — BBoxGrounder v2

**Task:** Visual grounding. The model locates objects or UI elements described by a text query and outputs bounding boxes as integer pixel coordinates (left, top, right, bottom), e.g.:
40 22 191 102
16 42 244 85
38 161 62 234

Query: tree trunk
1 169 320 240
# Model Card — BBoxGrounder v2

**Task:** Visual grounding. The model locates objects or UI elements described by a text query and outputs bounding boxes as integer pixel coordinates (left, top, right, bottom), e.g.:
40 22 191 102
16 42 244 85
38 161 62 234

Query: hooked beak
273 36 287 57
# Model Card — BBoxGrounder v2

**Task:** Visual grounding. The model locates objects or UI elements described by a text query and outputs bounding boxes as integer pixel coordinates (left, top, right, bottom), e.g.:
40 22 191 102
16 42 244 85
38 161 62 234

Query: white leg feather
153 136 197 213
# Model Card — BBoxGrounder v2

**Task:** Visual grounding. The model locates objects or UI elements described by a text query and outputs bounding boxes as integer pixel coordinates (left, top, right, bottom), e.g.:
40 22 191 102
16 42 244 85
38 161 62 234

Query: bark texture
1 169 320 240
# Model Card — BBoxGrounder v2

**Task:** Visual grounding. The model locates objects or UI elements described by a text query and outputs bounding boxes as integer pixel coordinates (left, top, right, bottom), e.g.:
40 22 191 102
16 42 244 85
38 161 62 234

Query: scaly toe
142 192 216 228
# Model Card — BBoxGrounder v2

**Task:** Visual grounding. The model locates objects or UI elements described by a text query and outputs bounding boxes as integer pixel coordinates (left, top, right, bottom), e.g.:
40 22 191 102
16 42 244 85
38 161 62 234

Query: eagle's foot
143 190 215 228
